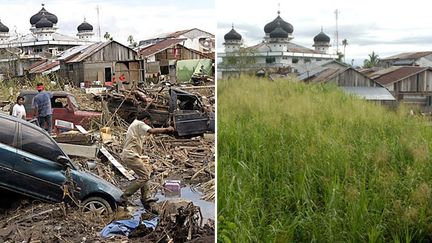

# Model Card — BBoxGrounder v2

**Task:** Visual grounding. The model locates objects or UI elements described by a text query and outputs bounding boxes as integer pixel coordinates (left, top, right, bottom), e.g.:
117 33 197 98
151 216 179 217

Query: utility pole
334 9 339 54
96 5 101 41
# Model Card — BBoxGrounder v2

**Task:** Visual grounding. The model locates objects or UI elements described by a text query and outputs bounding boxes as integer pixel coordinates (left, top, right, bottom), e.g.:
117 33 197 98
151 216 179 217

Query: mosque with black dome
0 4 95 57
219 10 338 76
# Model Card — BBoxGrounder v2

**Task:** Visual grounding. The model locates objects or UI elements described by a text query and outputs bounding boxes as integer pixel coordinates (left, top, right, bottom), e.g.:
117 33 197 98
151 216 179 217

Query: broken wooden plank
58 143 98 158
99 146 135 181
75 125 89 134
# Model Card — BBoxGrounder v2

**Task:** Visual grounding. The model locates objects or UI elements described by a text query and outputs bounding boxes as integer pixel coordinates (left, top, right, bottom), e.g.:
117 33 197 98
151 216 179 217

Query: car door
0 117 19 188
14 123 67 202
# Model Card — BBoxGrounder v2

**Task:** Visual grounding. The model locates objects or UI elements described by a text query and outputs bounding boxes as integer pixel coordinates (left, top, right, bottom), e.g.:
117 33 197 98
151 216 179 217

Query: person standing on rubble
32 83 53 134
121 111 174 207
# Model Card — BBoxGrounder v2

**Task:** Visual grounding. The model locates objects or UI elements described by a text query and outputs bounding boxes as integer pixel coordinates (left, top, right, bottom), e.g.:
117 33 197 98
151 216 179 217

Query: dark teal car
0 113 123 215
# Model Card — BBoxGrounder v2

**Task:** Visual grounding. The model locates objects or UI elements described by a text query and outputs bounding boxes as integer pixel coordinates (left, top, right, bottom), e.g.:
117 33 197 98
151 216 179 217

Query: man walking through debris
121 111 174 207
32 83 53 134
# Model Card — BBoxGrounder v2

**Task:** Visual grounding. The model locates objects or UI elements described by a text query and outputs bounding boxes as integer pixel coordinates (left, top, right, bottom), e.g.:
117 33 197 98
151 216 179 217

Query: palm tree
363 51 380 68
342 39 348 62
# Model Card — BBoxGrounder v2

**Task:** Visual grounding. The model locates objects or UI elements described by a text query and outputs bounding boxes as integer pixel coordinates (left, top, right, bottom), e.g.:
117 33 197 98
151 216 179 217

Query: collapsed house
138 38 213 83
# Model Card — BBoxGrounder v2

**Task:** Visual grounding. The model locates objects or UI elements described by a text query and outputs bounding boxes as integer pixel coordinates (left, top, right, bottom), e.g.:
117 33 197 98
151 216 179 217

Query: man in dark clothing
32 83 53 134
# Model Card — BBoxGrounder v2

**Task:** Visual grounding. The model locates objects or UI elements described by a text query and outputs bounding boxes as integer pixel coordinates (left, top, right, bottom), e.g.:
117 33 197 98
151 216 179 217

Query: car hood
72 169 123 202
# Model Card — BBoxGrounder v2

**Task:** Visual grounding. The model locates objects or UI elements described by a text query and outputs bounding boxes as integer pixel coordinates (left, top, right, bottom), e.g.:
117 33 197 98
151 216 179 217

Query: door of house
105 67 112 82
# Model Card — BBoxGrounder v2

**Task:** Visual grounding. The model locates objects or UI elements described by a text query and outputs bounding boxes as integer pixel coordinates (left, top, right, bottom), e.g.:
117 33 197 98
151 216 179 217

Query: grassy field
217 77 432 242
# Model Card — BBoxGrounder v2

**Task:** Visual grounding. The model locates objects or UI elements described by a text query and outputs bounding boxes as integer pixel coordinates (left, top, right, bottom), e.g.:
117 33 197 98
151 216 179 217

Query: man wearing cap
120 110 174 208
32 83 53 134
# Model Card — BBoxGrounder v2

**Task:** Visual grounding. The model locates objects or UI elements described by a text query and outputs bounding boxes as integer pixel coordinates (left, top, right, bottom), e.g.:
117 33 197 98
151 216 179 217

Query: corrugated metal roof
374 66 428 85
310 68 343 82
57 44 92 61
165 28 215 38
382 51 432 60
26 59 48 71
341 86 395 101
62 40 136 63
139 38 186 58
298 66 329 80
65 42 110 63
296 60 348 75
29 60 60 74
368 66 401 80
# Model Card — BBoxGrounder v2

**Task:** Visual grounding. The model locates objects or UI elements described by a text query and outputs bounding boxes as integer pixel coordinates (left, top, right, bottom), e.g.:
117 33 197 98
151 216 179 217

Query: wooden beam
99 146 135 181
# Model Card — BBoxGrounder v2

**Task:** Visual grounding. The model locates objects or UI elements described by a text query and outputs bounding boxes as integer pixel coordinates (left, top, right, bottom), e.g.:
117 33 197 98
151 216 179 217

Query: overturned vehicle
103 88 215 136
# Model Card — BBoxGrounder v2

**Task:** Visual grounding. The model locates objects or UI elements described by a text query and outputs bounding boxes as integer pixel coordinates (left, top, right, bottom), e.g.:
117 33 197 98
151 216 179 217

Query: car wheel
82 197 113 216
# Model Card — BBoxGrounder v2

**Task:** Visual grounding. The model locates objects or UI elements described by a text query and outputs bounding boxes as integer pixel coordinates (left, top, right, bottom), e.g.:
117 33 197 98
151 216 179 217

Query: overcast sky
217 0 432 66
0 0 215 45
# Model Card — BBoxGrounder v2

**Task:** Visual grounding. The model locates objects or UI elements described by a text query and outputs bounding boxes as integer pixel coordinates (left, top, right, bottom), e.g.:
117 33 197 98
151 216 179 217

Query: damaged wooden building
138 38 213 83
369 66 432 108
57 40 142 86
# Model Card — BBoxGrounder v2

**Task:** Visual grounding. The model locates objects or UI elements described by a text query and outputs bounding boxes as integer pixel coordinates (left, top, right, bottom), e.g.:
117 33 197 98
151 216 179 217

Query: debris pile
0 200 214 242
0 84 215 242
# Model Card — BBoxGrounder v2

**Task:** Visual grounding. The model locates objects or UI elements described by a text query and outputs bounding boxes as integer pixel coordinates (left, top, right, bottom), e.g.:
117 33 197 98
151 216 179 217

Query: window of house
292 58 299 64
266 57 276 64
305 58 311 63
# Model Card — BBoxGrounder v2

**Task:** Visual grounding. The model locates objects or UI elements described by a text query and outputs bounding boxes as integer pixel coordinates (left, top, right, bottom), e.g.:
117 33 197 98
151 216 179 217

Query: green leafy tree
363 51 380 68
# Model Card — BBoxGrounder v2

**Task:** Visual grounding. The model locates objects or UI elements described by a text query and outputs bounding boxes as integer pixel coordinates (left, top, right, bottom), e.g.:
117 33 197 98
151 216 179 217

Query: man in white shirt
12 96 26 120
120 111 174 207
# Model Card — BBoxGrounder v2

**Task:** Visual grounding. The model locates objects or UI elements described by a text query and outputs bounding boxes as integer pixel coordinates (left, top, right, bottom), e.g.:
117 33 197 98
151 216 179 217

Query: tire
82 196 113 216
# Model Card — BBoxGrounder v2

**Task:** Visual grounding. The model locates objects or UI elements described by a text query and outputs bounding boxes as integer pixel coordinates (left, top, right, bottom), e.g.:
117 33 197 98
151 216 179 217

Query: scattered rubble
0 83 215 242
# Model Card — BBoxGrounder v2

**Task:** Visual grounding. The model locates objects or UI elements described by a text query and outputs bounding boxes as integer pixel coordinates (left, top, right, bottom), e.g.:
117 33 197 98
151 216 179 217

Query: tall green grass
217 77 432 242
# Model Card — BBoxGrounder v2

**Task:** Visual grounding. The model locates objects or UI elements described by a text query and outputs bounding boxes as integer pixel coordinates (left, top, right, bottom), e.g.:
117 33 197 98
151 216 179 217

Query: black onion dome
77 21 93 31
314 31 330 43
0 20 9 32
224 27 242 41
35 16 53 28
264 13 293 34
30 6 58 25
269 26 288 38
